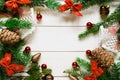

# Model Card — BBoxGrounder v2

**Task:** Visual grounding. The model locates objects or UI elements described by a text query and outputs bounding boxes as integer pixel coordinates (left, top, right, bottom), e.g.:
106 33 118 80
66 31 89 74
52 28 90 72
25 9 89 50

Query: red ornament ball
36 13 42 21
72 62 78 69
86 50 92 56
86 22 93 29
41 64 47 70
24 46 31 53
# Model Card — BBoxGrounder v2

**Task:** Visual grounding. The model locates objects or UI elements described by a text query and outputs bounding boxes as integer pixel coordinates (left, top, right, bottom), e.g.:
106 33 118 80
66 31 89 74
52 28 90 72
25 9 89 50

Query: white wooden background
24 1 120 80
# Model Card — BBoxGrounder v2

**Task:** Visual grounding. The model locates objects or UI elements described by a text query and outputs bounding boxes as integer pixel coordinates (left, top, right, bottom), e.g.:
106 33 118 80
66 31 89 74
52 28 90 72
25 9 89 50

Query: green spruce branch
108 62 120 80
97 72 112 80
79 4 120 39
76 57 90 71
64 69 81 77
0 66 7 80
1 40 31 66
45 0 61 10
25 63 52 80
29 0 60 10
0 0 5 11
5 19 32 29
0 19 32 29
64 57 91 78
25 63 42 80
77 0 113 9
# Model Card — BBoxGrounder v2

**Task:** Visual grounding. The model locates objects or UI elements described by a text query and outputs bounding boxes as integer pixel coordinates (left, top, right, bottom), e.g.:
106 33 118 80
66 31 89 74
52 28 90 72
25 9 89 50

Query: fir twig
97 72 111 80
42 68 52 75
64 69 80 77
0 0 5 11
76 57 90 71
0 66 7 80
28 0 60 10
109 62 120 80
28 0 45 7
25 63 42 80
79 4 120 39
5 19 32 29
79 0 113 9
2 40 31 66
45 0 61 10
0 20 5 28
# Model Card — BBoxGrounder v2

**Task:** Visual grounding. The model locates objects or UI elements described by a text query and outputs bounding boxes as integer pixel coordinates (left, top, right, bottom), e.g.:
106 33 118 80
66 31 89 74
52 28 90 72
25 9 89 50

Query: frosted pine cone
92 48 114 68
0 29 20 45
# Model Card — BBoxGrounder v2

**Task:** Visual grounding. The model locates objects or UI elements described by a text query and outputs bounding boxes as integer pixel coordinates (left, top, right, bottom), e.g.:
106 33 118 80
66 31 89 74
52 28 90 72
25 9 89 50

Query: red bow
84 75 96 80
5 0 30 10
58 0 82 16
84 60 104 80
0 53 24 76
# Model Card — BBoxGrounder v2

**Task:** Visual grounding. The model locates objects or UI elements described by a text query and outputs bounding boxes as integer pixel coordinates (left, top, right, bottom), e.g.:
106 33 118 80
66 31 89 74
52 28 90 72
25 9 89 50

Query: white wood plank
25 27 99 51
54 77 69 80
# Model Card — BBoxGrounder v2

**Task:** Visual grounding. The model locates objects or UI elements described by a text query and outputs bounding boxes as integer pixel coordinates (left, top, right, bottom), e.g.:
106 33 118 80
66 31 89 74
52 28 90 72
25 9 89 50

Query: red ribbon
58 0 82 16
84 75 96 80
5 0 30 10
84 60 104 80
0 53 24 76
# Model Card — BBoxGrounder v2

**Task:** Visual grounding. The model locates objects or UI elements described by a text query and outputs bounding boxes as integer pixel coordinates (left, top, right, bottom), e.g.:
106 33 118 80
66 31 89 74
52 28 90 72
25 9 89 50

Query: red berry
41 64 47 70
24 46 31 53
86 22 93 29
86 50 92 56
72 62 78 69
36 13 42 21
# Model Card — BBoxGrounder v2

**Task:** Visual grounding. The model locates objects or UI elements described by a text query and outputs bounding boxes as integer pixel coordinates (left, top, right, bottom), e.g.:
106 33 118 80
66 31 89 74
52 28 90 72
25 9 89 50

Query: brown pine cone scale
92 48 114 68
0 29 20 45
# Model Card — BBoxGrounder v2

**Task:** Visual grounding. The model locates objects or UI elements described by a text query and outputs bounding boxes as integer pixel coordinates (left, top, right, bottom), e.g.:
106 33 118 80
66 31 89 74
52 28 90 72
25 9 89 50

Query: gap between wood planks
36 25 85 27
31 51 85 52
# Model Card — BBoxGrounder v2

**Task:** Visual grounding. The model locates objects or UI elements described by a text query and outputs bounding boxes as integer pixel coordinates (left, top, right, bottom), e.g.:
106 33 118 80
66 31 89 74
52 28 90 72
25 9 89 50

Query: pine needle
76 57 90 71
5 19 32 29
25 63 42 80
64 69 80 77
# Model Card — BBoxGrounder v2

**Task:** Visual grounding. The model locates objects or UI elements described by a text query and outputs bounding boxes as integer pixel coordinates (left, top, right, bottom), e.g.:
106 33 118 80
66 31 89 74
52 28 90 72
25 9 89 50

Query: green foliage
108 62 120 80
64 58 91 78
79 4 120 39
0 20 5 28
0 0 5 11
64 69 80 77
28 0 45 7
25 63 52 80
76 57 90 71
42 68 52 75
5 19 32 29
97 72 111 80
25 63 42 80
45 0 61 10
117 28 120 34
1 40 31 66
0 66 7 80
77 0 113 9
28 0 60 10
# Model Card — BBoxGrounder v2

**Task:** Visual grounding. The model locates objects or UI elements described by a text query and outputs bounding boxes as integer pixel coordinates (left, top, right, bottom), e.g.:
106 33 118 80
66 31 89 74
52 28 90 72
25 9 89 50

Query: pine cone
0 29 20 45
92 48 114 68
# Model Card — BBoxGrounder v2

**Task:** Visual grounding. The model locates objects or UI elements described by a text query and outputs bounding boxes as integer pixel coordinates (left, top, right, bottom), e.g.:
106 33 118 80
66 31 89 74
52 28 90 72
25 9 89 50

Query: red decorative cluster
84 60 104 80
58 0 82 16
0 53 24 76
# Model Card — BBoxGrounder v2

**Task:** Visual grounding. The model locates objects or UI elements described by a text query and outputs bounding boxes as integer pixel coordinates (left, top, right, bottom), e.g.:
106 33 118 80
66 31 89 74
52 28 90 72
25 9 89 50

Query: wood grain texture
24 1 120 80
